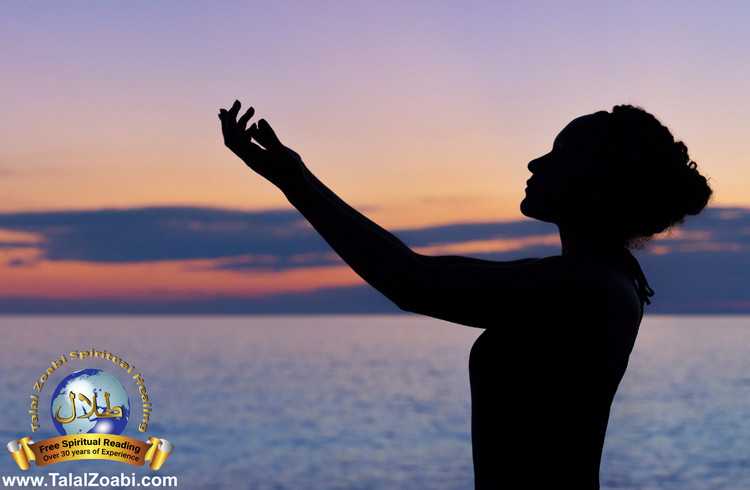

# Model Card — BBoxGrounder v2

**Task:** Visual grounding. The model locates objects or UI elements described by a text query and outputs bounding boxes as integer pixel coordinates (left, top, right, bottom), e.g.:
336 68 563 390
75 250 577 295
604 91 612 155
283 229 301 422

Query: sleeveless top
468 249 653 490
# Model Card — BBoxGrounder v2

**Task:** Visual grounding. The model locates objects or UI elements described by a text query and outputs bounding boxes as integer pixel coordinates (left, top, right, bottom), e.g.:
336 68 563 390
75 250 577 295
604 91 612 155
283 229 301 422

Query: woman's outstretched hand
218 100 304 189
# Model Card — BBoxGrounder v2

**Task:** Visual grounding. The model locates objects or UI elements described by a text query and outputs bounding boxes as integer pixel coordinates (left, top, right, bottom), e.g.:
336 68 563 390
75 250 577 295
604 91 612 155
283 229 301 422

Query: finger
219 111 231 138
243 139 266 160
219 110 234 141
228 100 241 118
256 118 283 149
246 123 266 149
218 108 232 126
246 121 258 137
237 106 255 130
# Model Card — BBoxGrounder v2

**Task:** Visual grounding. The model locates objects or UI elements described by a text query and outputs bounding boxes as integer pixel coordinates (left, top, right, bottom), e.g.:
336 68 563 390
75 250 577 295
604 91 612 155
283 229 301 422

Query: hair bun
681 161 711 215
601 105 713 247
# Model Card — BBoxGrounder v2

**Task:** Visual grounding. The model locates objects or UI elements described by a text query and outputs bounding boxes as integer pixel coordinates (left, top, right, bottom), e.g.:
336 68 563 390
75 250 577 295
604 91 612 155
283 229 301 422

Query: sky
1 1 749 312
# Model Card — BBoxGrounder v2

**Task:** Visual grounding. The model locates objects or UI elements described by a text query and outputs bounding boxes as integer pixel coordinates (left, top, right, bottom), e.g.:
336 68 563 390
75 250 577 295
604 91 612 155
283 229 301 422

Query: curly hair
595 104 713 248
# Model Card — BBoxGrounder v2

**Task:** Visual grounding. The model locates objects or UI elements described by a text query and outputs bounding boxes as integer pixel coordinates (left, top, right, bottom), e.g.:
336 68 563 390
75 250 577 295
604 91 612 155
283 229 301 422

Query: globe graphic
50 368 130 436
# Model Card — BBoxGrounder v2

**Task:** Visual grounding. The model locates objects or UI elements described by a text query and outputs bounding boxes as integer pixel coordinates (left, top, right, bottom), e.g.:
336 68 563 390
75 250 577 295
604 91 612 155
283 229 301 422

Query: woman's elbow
392 295 418 313
375 253 431 313
386 284 429 314
373 280 421 313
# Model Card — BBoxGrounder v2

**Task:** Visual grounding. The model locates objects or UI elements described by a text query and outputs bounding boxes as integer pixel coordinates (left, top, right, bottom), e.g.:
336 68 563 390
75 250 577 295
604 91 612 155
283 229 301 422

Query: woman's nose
528 151 554 173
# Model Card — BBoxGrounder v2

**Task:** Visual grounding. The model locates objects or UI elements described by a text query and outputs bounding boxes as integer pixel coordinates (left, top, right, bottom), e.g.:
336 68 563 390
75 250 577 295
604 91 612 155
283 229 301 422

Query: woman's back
468 254 644 489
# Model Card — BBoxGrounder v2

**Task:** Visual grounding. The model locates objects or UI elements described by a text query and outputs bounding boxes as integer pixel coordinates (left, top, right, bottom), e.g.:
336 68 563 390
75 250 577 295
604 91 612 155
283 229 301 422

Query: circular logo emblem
50 369 130 436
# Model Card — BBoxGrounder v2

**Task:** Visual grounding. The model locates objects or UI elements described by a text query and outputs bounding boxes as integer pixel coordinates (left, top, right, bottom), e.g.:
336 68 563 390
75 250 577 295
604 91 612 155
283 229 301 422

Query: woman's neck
557 222 626 258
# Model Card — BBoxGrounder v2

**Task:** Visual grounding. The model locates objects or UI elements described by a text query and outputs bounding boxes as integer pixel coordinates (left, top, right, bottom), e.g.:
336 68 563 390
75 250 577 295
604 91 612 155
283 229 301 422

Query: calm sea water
0 315 748 489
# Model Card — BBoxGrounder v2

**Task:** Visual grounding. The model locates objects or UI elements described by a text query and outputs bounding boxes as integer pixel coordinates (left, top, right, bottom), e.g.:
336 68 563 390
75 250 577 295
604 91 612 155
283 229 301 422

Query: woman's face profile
520 113 609 225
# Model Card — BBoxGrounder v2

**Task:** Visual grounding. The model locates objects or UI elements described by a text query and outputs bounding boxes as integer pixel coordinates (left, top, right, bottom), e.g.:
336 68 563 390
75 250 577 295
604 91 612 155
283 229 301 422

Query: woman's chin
520 198 556 223
520 197 534 218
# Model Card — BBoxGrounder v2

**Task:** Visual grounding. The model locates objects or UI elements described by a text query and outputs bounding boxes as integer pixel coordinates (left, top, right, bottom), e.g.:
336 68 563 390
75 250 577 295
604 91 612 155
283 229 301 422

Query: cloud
0 207 327 266
0 241 37 249
0 285 398 314
5 257 37 268
0 205 558 270
0 205 749 313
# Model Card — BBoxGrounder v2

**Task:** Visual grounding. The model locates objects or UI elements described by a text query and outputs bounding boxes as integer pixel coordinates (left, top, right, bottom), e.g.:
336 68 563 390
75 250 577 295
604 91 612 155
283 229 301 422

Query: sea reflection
0 315 748 489
0 316 478 489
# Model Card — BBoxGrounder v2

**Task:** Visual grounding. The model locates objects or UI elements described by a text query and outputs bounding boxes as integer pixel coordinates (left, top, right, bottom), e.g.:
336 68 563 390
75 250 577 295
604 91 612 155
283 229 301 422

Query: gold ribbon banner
7 434 172 471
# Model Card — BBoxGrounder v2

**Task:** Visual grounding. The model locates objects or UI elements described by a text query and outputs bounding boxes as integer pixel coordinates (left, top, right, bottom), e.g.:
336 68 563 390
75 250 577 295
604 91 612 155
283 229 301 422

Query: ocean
0 315 748 489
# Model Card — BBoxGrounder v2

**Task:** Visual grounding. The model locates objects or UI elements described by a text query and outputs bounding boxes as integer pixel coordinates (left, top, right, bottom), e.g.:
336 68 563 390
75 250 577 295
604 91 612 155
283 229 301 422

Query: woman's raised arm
218 100 425 310
218 100 585 328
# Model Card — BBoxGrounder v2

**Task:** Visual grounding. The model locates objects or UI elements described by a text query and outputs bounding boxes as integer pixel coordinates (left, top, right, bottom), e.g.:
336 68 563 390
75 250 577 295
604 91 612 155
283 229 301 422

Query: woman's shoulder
533 254 641 314
560 253 644 326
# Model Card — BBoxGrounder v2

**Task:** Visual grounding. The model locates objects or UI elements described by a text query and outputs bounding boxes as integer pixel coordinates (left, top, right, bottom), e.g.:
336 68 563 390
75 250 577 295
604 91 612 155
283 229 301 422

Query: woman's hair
596 104 713 248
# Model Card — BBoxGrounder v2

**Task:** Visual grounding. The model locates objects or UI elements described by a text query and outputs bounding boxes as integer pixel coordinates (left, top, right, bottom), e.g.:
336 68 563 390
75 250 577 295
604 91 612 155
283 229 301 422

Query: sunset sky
1 1 748 311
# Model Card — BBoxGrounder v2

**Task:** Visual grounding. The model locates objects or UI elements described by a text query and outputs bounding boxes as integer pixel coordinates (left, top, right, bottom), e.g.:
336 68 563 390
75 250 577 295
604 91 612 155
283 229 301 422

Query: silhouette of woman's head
521 104 713 248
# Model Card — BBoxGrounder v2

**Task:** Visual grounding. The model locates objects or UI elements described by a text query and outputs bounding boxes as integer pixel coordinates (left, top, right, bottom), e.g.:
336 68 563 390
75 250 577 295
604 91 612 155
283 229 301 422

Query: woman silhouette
218 102 712 489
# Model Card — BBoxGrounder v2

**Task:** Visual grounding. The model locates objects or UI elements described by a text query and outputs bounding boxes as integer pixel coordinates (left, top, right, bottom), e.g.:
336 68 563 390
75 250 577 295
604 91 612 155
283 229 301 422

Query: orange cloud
0 256 361 300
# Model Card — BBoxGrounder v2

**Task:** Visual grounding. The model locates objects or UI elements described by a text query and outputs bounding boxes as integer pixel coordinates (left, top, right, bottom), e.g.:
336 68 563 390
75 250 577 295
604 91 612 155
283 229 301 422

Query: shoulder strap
621 249 655 306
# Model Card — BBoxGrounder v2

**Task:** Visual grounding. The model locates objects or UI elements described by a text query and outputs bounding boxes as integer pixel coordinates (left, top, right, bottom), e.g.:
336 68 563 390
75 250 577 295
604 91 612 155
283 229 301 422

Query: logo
7 349 173 471
52 368 130 436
